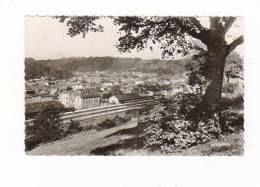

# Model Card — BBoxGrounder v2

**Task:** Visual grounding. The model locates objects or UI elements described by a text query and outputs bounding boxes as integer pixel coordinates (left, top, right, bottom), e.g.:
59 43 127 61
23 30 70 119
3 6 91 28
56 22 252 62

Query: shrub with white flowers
143 92 223 153
144 117 221 153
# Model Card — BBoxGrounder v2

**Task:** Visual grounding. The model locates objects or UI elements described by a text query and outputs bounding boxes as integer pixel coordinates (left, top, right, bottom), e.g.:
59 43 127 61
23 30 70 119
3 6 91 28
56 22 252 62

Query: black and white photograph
25 16 244 155
2 0 260 187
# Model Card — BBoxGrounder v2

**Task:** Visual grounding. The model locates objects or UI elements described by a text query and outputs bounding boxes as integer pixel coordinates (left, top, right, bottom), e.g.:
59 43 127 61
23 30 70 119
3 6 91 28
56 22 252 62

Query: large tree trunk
203 20 228 113
204 48 226 112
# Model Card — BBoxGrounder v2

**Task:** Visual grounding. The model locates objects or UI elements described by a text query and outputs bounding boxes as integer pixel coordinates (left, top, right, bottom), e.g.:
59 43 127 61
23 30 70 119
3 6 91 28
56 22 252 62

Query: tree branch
173 18 209 45
226 35 244 55
189 17 206 32
192 30 210 45
223 17 236 34
210 17 221 30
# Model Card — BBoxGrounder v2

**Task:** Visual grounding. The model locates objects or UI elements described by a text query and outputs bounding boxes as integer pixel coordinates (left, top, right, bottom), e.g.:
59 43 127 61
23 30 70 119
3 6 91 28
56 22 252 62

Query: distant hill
25 56 191 80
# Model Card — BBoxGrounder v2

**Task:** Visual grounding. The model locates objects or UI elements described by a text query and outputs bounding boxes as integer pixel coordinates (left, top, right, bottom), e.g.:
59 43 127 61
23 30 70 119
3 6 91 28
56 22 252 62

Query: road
27 118 138 155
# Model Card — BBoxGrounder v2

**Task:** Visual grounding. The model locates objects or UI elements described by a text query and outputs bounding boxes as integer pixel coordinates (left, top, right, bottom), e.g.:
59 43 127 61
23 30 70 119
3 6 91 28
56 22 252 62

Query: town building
74 90 101 110
25 92 54 104
59 91 77 108
59 88 101 110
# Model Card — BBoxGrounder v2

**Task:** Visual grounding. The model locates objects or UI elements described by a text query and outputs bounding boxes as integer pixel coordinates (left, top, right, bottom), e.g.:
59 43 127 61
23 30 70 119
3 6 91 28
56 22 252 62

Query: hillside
25 56 191 80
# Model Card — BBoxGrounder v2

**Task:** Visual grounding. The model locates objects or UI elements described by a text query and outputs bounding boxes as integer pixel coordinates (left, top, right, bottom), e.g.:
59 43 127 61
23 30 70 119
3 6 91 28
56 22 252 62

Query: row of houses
25 91 55 104
59 87 158 110
132 84 189 97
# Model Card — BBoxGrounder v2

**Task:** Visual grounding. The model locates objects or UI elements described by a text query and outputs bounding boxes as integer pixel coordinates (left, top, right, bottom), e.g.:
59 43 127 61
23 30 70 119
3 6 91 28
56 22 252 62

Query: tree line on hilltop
25 56 190 80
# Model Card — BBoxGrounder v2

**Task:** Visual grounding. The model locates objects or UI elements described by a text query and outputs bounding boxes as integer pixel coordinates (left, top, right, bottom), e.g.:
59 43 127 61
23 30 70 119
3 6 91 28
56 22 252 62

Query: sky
25 16 244 60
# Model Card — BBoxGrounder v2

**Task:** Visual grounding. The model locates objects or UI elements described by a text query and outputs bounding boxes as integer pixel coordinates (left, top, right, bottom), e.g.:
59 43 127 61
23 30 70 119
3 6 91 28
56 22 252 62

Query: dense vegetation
25 58 73 80
25 56 190 80
25 107 84 151
143 92 244 153
25 107 66 151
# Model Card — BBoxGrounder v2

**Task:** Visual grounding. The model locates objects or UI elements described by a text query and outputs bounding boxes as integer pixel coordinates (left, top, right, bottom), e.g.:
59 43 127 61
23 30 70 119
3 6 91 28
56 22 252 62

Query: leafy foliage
225 52 243 82
185 58 206 88
139 104 154 116
67 119 83 134
219 95 244 111
144 117 221 152
185 51 243 90
95 115 130 131
159 92 204 122
219 111 244 133
95 119 116 131
143 91 243 153
56 16 212 58
143 92 221 152
113 17 207 58
56 16 104 38
56 16 244 60
25 107 65 151
222 82 239 94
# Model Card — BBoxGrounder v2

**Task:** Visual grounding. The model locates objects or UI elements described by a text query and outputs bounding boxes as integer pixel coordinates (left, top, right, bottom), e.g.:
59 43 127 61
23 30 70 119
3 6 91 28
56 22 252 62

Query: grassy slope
90 123 244 156
175 131 244 156
26 115 244 156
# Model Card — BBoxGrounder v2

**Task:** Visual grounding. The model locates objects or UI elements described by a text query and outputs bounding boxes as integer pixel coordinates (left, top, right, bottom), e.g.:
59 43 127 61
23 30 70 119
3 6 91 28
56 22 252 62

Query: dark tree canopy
56 16 103 38
113 16 205 58
57 16 243 58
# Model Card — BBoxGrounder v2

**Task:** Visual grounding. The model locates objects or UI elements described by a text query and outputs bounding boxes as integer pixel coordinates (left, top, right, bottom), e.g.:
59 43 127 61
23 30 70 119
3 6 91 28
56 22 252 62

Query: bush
222 83 238 94
25 123 65 151
95 115 130 131
159 92 203 121
219 111 244 133
25 134 41 151
112 115 129 125
143 92 242 153
66 119 83 134
96 119 117 130
219 94 244 111
144 115 221 153
25 108 65 151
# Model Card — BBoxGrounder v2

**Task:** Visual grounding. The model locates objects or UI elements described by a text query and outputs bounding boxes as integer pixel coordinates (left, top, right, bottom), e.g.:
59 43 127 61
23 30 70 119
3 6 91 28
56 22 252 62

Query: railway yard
25 99 157 127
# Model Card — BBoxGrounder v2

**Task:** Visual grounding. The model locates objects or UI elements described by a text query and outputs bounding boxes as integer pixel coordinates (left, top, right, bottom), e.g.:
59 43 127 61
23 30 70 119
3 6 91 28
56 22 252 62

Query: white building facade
59 91 76 108
75 94 101 110
59 88 101 110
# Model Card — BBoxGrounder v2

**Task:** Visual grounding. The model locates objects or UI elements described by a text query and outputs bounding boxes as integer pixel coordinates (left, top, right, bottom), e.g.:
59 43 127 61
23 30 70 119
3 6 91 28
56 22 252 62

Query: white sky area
25 16 244 60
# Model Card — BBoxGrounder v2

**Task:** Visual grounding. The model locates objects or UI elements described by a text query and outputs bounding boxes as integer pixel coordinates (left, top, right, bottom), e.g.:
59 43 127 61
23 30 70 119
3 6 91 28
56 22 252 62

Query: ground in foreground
27 119 243 156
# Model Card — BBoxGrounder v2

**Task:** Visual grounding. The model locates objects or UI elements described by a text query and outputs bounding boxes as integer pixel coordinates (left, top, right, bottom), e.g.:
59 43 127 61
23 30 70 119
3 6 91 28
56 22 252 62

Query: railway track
63 105 142 124
25 99 156 126
62 100 153 118
62 101 152 119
